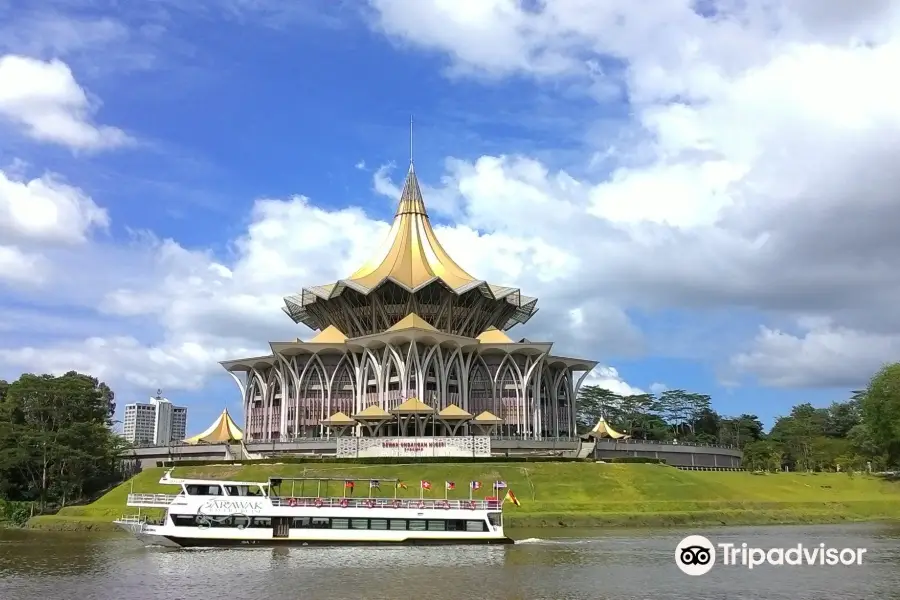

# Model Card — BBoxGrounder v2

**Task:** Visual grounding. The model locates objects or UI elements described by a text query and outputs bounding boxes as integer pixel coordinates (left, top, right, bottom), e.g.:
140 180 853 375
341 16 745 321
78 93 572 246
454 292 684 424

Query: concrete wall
592 439 742 468
126 438 741 468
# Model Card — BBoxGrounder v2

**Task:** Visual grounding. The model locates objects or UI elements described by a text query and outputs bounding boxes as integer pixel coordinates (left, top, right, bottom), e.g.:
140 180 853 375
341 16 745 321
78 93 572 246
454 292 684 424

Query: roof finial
409 114 414 167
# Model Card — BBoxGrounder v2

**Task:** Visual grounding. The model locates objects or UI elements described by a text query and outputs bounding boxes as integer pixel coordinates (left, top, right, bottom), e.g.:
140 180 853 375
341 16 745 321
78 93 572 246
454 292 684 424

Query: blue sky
2 0 899 434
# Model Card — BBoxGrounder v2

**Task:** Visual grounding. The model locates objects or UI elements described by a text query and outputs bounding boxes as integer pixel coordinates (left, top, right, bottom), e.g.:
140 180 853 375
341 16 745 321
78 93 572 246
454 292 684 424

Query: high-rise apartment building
122 390 188 445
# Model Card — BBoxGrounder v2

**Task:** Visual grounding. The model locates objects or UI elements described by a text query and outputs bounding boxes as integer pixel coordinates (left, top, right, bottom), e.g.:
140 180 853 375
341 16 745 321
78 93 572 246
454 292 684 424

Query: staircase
575 440 596 459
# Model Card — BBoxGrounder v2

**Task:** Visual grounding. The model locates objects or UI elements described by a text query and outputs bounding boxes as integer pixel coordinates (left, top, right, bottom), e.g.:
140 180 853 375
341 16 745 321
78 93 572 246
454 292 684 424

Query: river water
1 524 899 600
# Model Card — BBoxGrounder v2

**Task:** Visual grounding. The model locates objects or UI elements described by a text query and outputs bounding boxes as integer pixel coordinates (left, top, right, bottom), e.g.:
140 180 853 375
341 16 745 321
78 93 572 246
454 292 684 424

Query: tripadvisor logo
675 535 867 575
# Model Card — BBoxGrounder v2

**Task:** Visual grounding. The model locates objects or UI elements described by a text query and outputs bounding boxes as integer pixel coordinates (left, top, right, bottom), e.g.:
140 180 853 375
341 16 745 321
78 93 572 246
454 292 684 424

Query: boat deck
126 493 500 510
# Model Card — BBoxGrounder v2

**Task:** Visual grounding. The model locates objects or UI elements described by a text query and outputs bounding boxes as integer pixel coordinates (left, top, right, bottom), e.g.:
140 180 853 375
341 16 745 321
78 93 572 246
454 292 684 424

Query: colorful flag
470 481 482 490
396 481 408 489
504 489 521 506
421 480 432 490
494 480 508 489
370 480 380 489
445 481 455 490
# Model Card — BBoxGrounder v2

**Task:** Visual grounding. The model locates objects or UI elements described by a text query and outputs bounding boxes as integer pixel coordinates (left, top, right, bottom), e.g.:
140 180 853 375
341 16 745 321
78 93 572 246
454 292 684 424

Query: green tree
575 386 623 433
860 363 900 466
0 372 124 508
742 440 783 471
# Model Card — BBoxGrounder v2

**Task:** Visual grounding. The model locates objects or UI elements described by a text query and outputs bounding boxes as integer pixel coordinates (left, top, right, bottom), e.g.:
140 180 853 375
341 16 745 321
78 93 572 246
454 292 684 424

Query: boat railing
126 493 184 506
269 496 499 510
125 493 500 510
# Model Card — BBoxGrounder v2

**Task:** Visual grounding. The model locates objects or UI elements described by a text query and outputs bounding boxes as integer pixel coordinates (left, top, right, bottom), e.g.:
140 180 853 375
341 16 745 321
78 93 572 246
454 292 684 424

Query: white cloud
0 245 46 286
362 0 900 387
0 169 109 245
730 321 900 388
0 54 132 150
3 0 900 398
583 366 646 396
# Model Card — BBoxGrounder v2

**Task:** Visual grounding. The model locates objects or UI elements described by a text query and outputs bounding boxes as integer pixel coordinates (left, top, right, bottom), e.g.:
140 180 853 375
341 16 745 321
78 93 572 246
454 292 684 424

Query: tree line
0 371 127 510
577 362 900 473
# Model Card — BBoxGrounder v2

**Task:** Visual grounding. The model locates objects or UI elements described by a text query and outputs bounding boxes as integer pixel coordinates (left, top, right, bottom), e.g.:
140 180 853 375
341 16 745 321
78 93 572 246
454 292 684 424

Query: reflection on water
2 524 900 599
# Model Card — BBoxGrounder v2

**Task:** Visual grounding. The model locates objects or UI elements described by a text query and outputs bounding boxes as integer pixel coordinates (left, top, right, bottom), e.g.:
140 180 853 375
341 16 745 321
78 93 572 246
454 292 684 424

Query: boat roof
268 477 401 484
159 470 268 487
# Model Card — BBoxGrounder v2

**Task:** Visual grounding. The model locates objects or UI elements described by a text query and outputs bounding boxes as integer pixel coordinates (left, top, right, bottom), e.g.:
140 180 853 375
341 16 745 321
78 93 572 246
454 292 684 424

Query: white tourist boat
115 470 515 547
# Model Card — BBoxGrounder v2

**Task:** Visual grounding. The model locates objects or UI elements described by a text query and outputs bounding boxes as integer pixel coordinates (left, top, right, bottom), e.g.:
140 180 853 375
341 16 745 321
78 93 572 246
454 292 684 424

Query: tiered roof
281 162 539 336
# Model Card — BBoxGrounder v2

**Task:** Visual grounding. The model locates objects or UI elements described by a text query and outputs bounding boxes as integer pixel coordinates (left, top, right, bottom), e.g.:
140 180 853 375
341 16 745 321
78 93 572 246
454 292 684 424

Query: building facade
222 162 597 441
122 391 188 445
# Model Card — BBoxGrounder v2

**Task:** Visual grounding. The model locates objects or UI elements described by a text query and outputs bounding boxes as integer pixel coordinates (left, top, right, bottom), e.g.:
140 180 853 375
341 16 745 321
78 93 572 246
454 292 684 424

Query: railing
270 496 498 510
127 493 182 505
126 493 498 510
128 435 584 448
594 438 739 450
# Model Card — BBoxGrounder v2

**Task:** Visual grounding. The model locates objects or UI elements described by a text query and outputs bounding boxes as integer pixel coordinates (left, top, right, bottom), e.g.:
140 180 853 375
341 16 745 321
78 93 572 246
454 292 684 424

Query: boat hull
159 536 515 548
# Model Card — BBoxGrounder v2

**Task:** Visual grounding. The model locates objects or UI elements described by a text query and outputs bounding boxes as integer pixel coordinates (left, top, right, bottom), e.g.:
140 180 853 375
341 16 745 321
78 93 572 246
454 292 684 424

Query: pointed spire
396 163 427 217
410 114 414 166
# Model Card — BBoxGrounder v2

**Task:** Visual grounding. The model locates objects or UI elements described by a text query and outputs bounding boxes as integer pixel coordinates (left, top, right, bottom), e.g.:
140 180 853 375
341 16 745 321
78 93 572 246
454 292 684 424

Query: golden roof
386 312 438 333
184 409 244 444
473 410 502 424
321 411 356 426
392 397 434 413
310 324 347 343
345 164 479 293
476 326 514 344
438 404 472 420
352 404 392 420
583 417 629 440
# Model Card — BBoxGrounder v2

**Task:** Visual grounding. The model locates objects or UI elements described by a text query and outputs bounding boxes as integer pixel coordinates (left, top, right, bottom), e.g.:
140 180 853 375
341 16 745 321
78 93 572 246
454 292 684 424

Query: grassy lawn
27 462 900 531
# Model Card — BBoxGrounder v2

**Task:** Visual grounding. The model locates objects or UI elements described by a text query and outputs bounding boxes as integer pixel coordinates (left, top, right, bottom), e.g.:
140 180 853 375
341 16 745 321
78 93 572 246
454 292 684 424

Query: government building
220 161 597 442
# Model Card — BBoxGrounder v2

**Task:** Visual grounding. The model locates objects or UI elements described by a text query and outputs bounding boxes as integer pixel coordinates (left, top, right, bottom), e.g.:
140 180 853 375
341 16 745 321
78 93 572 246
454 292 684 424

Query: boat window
224 485 251 496
408 520 426 531
466 520 487 532
331 518 349 529
172 515 195 527
185 484 223 496
389 520 407 530
370 519 388 530
426 520 446 531
350 519 368 530
250 517 271 528
487 512 501 527
446 520 467 531
292 517 311 528
310 517 330 529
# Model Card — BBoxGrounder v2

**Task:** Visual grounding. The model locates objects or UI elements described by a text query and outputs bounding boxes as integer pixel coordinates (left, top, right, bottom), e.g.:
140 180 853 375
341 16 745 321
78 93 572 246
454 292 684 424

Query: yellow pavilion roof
476 326 514 343
352 404 392 420
345 164 479 293
473 410 502 424
386 312 438 333
183 408 244 444
584 417 629 440
310 324 347 343
321 411 357 426
438 404 472 420
392 397 434 413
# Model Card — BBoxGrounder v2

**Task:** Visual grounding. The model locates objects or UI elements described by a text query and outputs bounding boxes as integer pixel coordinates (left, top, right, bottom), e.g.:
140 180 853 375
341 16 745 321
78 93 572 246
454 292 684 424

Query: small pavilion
437 404 473 435
320 411 357 437
391 397 434 436
471 410 502 436
184 408 245 444
352 404 393 436
582 417 630 440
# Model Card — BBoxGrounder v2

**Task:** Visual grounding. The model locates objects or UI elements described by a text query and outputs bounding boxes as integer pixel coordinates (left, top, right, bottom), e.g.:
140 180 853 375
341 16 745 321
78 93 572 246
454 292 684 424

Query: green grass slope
28 462 900 531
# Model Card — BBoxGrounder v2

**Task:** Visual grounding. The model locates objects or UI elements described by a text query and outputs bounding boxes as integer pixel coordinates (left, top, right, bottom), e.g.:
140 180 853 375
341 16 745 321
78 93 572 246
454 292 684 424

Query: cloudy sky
1 0 898 433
